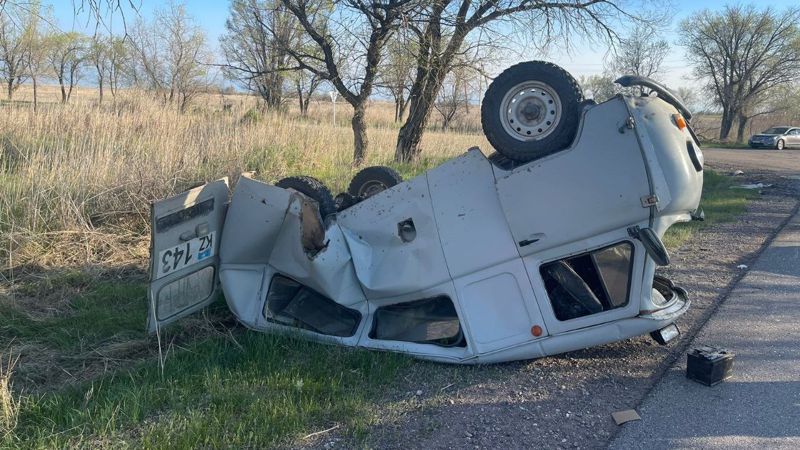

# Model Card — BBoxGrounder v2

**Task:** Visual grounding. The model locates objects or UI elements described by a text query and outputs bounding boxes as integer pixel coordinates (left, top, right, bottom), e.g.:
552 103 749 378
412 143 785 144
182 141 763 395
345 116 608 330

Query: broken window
265 275 361 337
540 242 633 321
370 296 465 347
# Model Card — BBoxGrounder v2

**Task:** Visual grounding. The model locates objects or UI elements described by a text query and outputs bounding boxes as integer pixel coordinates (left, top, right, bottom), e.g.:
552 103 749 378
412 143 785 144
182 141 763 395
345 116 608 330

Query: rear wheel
275 176 336 218
348 166 403 199
776 139 785 150
334 192 358 212
481 61 583 162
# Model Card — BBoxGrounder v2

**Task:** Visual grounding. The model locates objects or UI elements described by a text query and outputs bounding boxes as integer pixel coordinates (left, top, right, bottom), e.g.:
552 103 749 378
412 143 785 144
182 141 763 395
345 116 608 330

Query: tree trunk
719 107 734 141
736 113 748 143
60 81 67 104
296 83 307 116
395 100 432 162
398 96 407 122
32 76 37 111
395 76 442 162
352 103 368 165
7 80 12 101
98 78 104 105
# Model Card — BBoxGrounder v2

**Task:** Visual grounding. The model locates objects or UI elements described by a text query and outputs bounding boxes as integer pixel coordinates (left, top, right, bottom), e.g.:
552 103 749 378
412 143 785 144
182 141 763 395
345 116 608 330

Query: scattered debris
737 264 748 270
611 409 641 425
732 183 772 190
686 346 735 386
732 170 744 176
302 424 340 440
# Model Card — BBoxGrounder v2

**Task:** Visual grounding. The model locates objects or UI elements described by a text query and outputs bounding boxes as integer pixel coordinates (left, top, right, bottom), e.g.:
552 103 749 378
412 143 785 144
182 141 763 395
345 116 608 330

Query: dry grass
0 350 20 437
1 85 488 273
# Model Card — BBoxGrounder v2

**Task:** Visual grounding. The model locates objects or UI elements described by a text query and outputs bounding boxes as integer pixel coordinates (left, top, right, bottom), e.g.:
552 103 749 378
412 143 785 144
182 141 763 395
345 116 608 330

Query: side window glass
540 242 633 321
264 275 361 337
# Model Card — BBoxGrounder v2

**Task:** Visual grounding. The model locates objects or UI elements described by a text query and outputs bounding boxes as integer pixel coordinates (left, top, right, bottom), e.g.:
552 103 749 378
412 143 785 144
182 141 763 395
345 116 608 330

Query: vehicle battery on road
686 346 735 386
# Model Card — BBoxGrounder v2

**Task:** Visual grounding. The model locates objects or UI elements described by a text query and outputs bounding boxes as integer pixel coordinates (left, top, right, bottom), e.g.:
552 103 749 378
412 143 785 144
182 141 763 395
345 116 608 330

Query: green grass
1 274 410 449
0 273 146 352
699 140 750 149
663 170 759 249
6 332 409 449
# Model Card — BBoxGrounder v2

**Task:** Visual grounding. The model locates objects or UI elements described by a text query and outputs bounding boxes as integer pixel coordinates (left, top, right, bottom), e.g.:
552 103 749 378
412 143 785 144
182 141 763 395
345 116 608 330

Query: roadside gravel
304 169 798 450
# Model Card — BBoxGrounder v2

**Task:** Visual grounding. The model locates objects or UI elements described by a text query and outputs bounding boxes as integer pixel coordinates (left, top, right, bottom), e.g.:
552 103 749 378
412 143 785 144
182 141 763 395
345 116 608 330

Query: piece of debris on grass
732 183 772 190
732 170 744 176
611 409 641 426
737 264 748 270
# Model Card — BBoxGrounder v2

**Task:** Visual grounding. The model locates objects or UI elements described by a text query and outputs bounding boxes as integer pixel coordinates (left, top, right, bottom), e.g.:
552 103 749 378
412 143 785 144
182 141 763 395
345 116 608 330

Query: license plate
156 232 216 279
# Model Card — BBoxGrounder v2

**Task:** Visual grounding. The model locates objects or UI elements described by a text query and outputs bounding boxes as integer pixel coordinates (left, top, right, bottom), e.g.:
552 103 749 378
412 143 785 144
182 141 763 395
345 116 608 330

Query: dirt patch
305 173 799 450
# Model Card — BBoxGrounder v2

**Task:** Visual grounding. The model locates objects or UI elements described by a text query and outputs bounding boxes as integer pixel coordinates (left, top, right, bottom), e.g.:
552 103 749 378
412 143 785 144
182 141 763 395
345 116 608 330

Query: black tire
275 176 336 218
776 139 785 150
334 192 358 212
347 166 403 199
481 61 583 162
487 152 519 171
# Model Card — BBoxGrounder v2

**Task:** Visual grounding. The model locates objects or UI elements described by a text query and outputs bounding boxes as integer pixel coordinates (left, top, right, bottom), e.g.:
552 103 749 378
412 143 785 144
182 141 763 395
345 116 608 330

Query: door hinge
641 194 659 208
619 116 636 133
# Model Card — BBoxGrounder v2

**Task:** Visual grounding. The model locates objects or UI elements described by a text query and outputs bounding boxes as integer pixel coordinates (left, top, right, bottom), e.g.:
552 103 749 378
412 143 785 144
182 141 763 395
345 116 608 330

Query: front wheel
481 61 583 162
776 139 785 150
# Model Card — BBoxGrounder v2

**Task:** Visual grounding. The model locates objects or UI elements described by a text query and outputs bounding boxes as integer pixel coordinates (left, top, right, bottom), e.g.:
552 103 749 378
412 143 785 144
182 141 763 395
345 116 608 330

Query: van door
147 179 229 333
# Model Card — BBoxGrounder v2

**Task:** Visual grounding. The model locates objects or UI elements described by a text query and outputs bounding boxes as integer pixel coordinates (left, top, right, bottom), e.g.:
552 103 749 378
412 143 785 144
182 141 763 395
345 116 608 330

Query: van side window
540 242 633 321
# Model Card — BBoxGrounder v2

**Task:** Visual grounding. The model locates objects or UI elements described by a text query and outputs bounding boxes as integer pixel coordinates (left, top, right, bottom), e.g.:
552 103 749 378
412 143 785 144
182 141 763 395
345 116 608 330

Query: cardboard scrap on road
612 409 641 426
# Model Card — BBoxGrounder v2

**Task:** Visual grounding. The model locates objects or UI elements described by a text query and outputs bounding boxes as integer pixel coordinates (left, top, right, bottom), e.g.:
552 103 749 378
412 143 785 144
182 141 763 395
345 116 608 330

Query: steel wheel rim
359 181 387 198
777 140 784 150
499 81 562 142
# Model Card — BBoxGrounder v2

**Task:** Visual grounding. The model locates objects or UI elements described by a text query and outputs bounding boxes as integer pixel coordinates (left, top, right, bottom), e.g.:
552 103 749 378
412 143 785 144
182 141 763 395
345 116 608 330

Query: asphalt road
610 209 800 449
703 147 800 175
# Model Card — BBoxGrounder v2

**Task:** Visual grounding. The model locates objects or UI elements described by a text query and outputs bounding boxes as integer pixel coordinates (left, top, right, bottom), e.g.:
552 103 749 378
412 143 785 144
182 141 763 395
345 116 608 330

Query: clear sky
48 0 800 93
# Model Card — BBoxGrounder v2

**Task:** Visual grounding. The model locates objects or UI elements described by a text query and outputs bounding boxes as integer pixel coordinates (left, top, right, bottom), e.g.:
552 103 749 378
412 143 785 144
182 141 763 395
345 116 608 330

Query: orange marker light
531 325 543 337
673 114 687 130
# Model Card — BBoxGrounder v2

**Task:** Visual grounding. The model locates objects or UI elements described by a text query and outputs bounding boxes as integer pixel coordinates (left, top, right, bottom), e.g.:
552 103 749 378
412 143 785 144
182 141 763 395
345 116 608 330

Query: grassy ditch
663 170 760 249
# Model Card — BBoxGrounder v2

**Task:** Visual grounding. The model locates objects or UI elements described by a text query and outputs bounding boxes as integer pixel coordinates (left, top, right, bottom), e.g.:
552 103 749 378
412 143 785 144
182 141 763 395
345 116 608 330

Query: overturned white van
147 62 704 363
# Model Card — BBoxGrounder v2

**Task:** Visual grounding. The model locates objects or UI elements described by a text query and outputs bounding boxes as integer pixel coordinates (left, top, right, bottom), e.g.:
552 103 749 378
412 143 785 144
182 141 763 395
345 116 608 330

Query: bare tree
279 0 419 165
20 1 50 109
0 4 30 100
435 65 469 131
220 0 298 109
608 24 669 79
47 31 88 103
380 30 417 122
674 86 700 113
681 5 800 141
578 73 618 102
394 1 649 163
106 35 128 99
128 1 211 111
87 34 110 103
290 67 322 115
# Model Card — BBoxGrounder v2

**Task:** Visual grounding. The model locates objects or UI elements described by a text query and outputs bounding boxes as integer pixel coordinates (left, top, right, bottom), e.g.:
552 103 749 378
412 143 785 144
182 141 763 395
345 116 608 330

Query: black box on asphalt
686 346 735 386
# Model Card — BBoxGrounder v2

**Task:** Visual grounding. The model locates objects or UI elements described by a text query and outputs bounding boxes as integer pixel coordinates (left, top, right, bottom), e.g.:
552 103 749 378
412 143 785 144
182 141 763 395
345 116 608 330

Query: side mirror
628 226 670 266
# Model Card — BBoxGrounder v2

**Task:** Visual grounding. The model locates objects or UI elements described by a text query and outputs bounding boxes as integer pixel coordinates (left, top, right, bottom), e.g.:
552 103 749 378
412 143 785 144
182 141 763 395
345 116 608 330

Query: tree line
0 1 211 112
578 5 800 143
4 1 797 162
